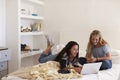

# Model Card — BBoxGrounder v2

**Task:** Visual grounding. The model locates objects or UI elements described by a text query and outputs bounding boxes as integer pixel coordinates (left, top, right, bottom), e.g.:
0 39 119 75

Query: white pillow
110 49 120 64
79 49 86 57
52 44 65 54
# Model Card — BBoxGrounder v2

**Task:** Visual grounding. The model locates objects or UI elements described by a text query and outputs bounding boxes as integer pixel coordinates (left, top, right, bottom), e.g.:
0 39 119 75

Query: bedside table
0 48 11 79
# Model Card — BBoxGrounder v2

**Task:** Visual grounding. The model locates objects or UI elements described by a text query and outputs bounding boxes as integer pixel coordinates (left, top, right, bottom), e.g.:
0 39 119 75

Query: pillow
52 44 65 54
79 49 86 57
110 49 120 64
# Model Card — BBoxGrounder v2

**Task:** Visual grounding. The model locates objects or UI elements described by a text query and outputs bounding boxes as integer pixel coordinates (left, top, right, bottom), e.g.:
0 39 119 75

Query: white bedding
2 64 120 80
2 48 120 80
75 64 120 80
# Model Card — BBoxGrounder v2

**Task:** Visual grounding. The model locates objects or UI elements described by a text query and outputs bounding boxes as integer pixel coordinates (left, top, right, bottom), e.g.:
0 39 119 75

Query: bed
2 49 120 80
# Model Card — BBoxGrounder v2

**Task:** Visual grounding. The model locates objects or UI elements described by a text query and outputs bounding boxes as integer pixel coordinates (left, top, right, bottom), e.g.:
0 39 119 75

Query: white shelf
20 15 44 20
21 50 43 58
20 32 44 36
28 0 44 5
6 0 45 71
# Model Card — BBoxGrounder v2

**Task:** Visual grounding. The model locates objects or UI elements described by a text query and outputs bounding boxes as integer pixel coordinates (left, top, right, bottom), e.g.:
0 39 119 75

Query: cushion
79 49 86 57
110 49 120 64
52 44 65 54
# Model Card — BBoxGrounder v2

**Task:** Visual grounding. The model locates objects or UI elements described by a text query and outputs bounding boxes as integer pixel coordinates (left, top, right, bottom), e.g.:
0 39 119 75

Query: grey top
92 44 110 58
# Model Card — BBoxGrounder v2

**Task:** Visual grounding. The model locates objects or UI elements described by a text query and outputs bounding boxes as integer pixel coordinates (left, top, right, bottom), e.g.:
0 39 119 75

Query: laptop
81 62 102 75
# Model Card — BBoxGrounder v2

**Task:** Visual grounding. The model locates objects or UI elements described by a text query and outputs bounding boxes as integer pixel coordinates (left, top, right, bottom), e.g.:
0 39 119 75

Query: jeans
38 51 57 63
79 57 112 70
99 60 112 70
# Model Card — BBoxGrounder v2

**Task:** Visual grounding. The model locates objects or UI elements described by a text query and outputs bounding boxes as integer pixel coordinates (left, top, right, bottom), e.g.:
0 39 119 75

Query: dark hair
54 41 79 62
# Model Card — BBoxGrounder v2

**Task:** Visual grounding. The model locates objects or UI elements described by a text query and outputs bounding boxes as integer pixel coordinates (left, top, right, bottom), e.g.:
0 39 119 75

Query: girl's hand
87 58 97 63
87 58 92 63
74 67 82 73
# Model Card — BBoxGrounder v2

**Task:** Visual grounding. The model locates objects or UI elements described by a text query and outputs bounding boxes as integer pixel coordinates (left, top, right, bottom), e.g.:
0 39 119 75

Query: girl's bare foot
45 34 55 47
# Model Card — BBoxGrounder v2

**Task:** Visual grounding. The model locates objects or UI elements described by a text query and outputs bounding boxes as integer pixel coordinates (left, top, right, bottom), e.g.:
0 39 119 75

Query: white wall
44 0 120 50
0 0 6 47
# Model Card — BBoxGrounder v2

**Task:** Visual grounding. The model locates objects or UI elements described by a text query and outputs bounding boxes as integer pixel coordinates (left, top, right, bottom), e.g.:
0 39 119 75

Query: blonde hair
86 30 108 58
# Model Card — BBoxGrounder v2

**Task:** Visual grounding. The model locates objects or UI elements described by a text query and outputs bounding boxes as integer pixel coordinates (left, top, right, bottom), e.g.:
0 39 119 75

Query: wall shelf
20 15 44 20
6 0 45 71
21 50 43 58
28 0 44 5
20 32 44 36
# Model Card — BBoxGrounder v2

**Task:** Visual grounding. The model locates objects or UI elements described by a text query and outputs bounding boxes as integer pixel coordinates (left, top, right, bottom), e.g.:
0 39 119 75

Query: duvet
2 61 120 80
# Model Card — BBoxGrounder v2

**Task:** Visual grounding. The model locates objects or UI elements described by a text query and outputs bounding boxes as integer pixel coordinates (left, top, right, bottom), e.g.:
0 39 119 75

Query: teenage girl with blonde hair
85 30 112 70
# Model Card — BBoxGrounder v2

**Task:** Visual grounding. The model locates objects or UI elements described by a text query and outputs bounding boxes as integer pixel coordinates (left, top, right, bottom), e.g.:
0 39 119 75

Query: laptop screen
81 62 102 75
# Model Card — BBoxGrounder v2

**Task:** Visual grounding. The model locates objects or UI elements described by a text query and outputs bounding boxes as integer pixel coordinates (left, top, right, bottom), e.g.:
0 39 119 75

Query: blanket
3 63 120 80
8 61 81 80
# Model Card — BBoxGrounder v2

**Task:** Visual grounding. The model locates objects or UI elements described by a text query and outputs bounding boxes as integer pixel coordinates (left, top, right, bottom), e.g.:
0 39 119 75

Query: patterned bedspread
2 62 120 80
